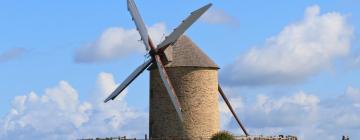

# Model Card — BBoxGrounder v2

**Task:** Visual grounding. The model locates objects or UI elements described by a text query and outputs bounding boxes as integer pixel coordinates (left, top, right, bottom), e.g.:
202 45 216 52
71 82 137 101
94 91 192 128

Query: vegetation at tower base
211 131 235 140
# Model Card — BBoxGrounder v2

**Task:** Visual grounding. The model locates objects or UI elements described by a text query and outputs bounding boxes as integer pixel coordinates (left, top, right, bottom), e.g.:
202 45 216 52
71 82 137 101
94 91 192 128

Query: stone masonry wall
149 67 219 139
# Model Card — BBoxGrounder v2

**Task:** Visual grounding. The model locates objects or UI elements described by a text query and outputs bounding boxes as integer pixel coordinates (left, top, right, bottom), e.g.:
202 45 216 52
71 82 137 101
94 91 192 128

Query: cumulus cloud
1 73 359 139
0 48 26 63
75 23 166 63
220 86 360 140
0 72 146 139
247 92 319 128
221 5 354 86
201 8 239 27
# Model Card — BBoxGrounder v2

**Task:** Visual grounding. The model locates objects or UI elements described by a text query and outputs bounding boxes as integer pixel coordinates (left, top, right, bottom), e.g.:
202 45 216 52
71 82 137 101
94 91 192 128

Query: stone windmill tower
104 0 249 139
149 35 219 138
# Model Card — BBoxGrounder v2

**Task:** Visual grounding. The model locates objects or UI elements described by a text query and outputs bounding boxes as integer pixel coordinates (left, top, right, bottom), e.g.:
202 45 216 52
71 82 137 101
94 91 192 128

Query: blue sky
1 0 360 139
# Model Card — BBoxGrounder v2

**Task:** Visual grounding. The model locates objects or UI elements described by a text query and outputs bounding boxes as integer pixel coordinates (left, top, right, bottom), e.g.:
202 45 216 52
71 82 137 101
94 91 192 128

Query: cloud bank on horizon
0 73 147 139
221 5 354 86
220 86 360 140
1 72 359 140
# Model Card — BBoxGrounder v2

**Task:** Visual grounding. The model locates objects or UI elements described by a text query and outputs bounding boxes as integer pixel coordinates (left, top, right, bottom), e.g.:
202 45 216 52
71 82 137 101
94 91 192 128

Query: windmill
104 0 249 138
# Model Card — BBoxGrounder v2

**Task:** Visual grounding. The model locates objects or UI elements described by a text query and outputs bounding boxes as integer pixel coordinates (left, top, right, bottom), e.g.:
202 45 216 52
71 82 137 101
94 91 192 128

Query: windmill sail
127 0 151 51
157 3 212 51
104 59 152 103
218 84 249 136
154 55 184 122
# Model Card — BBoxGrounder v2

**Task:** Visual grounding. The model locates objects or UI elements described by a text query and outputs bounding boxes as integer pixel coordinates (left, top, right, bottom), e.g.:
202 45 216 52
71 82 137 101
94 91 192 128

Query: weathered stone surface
149 67 219 139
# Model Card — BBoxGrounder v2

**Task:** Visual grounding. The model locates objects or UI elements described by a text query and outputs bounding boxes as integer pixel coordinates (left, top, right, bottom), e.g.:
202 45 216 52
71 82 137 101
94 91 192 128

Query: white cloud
247 92 319 128
220 86 360 140
75 23 166 63
0 48 26 63
1 74 360 140
221 5 354 86
220 91 319 130
201 8 239 27
0 72 146 139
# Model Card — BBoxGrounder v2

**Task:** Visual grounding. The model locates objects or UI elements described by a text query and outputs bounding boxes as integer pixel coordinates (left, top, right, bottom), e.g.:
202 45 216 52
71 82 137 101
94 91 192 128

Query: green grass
211 131 235 140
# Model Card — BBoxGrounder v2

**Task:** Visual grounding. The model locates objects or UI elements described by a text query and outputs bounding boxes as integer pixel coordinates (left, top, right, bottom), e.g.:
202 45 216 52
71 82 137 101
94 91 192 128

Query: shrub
211 131 235 140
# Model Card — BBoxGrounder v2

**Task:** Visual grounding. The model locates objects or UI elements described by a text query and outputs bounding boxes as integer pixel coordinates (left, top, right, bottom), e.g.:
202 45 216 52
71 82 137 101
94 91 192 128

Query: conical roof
162 35 218 68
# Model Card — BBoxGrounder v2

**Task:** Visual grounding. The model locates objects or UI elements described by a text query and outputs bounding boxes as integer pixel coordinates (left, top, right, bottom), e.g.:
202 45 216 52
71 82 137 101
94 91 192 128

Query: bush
211 131 235 140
